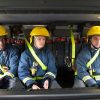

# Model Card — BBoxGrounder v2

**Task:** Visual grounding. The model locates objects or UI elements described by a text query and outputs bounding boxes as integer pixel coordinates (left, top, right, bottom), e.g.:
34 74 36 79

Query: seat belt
24 38 47 70
86 48 100 76
70 29 75 66
87 48 100 68
75 48 100 76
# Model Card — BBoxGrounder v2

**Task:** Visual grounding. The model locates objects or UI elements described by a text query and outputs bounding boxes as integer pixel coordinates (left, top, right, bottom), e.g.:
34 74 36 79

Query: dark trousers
0 78 16 89
0 78 9 89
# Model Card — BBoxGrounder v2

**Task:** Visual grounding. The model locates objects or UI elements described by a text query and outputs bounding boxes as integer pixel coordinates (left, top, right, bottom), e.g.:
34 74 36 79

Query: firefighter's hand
43 80 49 89
32 84 40 90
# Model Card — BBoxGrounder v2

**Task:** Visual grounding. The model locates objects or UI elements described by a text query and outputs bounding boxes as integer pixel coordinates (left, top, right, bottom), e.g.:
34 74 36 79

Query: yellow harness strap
86 48 100 76
25 38 47 70
87 48 100 68
70 29 75 66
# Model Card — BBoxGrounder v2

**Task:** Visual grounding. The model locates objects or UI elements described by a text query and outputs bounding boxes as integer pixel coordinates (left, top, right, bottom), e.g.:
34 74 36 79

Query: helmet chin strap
91 42 100 50
89 37 100 50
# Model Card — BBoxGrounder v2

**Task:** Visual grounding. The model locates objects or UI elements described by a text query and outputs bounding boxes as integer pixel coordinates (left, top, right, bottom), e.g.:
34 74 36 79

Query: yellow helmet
0 25 8 37
30 26 50 43
87 26 100 36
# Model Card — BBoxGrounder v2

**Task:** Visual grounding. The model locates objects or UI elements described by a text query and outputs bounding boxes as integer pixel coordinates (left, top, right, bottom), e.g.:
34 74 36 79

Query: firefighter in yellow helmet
0 25 19 89
0 25 8 36
87 26 100 49
0 25 8 50
73 26 100 88
30 26 50 44
18 26 60 90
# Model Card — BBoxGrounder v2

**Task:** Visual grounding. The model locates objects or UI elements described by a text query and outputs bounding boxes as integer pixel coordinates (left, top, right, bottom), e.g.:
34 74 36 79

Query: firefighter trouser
0 78 16 89
73 77 86 88
50 80 61 89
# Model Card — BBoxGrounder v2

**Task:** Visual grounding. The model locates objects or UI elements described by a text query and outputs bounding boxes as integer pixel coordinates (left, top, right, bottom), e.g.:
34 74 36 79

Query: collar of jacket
32 46 46 54
88 44 98 54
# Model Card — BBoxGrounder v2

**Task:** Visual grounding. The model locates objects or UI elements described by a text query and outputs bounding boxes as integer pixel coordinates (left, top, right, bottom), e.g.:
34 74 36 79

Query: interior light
98 16 100 19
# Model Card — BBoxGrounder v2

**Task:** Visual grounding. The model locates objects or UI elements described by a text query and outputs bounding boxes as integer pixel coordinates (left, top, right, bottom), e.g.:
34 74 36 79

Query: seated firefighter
73 26 100 88
0 25 19 89
18 26 60 90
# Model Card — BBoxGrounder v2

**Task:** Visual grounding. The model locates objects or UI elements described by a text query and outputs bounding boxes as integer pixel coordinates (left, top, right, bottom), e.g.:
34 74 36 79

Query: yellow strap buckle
31 68 37 75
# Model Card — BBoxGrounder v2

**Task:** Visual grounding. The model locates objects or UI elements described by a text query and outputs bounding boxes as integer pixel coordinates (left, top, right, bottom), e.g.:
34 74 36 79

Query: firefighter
73 26 100 88
0 25 19 89
18 26 60 90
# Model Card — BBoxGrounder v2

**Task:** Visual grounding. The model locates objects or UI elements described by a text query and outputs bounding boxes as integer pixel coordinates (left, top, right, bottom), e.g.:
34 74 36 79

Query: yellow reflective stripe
82 75 92 82
25 38 47 70
23 77 43 84
45 72 56 78
70 30 75 66
0 74 5 79
30 36 32 44
87 48 100 68
0 65 4 73
74 71 77 75
33 77 43 80
94 76 100 81
4 72 14 78
89 65 93 76
23 77 33 84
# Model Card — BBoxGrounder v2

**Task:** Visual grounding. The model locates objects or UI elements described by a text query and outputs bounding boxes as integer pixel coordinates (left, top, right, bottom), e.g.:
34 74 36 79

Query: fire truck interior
0 0 100 99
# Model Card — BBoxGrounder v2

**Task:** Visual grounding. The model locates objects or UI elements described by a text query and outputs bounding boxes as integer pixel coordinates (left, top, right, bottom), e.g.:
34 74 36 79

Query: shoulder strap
70 29 75 66
25 38 47 70
86 48 100 68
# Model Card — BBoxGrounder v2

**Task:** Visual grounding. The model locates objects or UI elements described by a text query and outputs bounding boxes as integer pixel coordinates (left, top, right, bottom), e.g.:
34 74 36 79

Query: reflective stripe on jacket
76 44 100 86
0 44 19 78
18 46 57 87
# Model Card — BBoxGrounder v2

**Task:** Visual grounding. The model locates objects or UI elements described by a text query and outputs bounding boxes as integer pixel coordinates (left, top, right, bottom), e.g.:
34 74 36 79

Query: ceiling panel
0 14 100 24
0 0 100 23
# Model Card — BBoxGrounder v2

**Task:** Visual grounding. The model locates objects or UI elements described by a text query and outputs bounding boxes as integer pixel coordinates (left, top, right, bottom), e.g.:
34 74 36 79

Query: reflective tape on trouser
82 75 92 82
94 76 100 81
45 72 56 78
23 77 43 84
